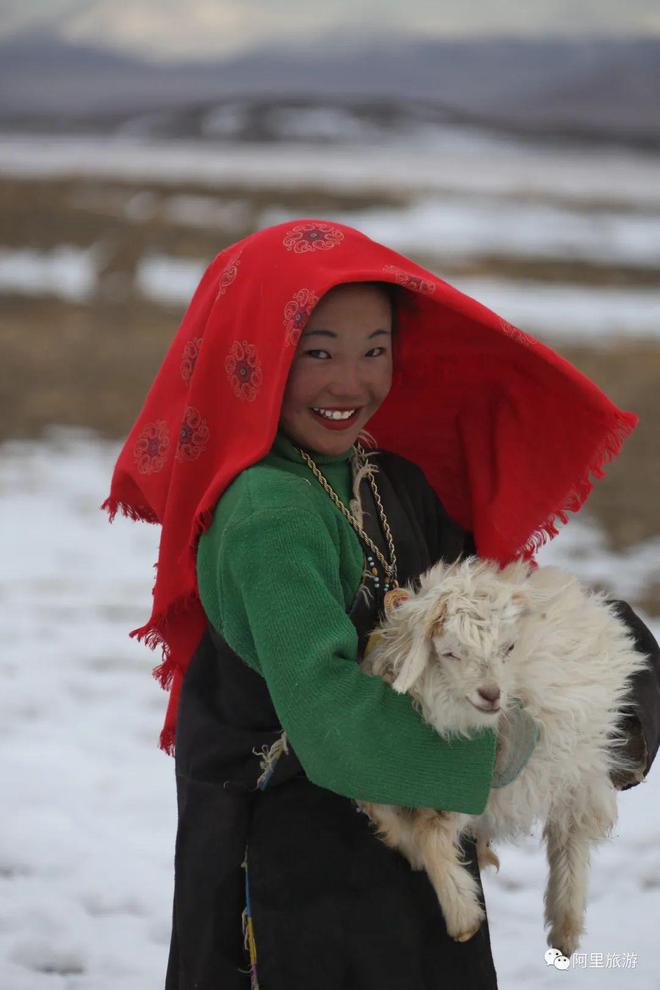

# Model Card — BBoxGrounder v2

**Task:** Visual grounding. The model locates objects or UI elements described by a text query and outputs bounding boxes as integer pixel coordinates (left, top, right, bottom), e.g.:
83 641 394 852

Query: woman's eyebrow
302 328 391 339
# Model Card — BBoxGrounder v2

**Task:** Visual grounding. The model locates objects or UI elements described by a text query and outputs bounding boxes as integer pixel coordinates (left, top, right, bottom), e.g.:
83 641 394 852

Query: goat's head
384 557 532 731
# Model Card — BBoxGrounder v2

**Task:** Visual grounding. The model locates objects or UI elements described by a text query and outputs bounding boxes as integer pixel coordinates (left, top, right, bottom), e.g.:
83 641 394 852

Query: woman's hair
356 280 419 339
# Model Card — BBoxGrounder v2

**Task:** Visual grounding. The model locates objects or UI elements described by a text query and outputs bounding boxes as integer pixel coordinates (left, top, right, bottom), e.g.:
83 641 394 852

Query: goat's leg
361 803 484 941
412 809 485 942
359 801 425 871
543 816 590 959
543 786 617 959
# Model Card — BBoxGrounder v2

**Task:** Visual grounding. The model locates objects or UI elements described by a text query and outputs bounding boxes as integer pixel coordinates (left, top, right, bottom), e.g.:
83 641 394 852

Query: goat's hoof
445 899 485 942
453 922 483 942
547 924 581 961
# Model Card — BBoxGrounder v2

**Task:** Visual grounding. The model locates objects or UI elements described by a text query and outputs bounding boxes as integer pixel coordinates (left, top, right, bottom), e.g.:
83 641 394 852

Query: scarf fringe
101 496 160 525
130 589 200 688
519 410 637 559
187 507 216 568
159 723 177 756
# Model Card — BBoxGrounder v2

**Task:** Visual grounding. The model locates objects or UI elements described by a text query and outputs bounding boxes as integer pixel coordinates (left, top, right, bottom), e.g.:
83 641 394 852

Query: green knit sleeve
208 502 496 814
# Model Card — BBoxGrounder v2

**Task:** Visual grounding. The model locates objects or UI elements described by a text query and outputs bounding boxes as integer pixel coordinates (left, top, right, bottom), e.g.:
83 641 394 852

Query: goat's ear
390 625 431 695
424 596 447 639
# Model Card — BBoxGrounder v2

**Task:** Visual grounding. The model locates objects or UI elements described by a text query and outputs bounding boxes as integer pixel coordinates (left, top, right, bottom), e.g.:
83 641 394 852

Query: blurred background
1 3 660 989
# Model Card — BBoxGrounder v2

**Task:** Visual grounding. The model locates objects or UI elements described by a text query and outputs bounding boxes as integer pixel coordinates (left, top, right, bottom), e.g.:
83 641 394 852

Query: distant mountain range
1 34 658 147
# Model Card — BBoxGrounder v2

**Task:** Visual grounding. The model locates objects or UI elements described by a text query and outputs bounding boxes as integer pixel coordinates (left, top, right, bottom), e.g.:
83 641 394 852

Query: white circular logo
545 947 570 969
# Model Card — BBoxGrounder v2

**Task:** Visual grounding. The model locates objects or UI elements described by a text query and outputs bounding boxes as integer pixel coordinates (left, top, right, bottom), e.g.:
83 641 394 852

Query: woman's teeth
312 408 356 420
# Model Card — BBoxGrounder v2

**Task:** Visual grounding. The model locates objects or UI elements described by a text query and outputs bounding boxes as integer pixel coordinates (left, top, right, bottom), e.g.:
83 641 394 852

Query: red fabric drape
102 219 637 753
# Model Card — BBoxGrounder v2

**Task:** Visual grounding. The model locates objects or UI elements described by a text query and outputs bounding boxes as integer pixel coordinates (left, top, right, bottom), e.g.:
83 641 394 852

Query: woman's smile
309 406 361 430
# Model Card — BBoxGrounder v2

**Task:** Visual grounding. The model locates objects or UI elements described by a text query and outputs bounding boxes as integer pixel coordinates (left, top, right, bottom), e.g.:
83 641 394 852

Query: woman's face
280 283 393 456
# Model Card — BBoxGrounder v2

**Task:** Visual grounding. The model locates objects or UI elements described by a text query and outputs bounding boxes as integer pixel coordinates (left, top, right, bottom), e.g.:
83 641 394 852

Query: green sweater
196 429 496 814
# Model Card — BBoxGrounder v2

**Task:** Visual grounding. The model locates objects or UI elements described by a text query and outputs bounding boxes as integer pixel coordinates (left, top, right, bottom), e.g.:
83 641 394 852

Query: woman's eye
303 347 387 359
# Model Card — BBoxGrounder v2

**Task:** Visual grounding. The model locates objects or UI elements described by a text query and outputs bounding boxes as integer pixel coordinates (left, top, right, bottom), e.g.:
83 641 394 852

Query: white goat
358 557 650 958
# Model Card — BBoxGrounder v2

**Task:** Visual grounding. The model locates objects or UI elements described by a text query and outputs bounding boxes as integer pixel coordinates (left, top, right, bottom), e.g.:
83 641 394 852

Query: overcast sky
3 0 659 59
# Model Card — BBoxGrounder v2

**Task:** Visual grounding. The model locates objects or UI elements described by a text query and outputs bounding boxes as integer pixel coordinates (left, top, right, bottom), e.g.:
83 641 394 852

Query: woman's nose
327 364 363 398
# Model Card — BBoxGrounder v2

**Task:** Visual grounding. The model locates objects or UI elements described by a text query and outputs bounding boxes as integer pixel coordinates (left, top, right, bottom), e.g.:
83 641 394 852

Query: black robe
164 452 660 990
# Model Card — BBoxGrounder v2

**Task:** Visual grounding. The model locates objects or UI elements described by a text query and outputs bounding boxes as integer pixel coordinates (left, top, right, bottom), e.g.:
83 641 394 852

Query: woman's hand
609 714 648 791
606 598 660 791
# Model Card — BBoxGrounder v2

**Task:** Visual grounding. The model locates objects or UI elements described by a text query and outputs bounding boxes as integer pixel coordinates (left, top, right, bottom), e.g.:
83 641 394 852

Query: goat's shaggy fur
358 557 650 957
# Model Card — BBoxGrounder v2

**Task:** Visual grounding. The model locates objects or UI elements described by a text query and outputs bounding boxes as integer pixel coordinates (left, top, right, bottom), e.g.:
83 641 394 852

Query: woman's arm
212 504 496 815
607 599 660 790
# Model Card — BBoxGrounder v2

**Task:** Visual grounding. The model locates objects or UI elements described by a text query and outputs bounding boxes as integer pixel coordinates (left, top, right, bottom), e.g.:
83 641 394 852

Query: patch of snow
135 253 206 306
449 278 660 343
2 133 660 208
264 196 660 268
0 246 99 301
263 105 376 142
161 194 251 231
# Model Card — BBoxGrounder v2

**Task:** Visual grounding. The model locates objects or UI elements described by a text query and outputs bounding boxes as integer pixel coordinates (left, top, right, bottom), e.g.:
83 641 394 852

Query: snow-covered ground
0 431 173 990
1 428 659 988
0 247 99 303
2 133 660 206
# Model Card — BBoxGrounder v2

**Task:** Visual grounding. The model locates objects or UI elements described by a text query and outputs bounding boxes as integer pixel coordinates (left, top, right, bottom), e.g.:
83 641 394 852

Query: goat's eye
505 643 515 655
441 651 460 661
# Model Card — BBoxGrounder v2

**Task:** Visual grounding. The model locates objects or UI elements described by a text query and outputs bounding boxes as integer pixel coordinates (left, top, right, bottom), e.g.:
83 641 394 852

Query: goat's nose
477 684 501 704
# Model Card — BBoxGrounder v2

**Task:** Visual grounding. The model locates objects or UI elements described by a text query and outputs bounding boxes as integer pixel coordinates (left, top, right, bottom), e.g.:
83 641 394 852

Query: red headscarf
103 219 637 753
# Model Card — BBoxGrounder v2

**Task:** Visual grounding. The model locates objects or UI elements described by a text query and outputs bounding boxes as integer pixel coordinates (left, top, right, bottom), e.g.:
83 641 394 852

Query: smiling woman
279 282 394 455
101 218 653 990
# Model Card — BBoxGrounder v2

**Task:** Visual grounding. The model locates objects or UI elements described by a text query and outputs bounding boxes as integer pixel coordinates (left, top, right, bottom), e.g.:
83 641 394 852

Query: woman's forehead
302 326 391 341
306 283 393 325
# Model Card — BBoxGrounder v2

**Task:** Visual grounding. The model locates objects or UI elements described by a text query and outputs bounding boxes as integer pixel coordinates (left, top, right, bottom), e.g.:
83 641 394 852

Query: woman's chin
285 414 363 455
309 430 357 456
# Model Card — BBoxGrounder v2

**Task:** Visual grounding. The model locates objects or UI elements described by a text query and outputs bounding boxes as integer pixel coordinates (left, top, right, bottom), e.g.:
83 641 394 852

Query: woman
103 220 660 989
